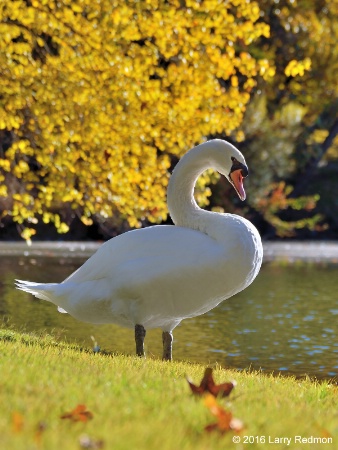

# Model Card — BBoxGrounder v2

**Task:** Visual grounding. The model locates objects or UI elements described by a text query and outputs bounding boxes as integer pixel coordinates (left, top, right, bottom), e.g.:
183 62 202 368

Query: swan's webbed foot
135 324 146 357
162 331 173 361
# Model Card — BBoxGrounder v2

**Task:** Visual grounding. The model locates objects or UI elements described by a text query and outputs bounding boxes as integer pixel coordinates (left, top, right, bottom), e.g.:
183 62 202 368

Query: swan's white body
16 139 263 358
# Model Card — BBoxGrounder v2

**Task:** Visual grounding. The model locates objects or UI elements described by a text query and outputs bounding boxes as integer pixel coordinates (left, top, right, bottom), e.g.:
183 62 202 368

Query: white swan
16 139 263 360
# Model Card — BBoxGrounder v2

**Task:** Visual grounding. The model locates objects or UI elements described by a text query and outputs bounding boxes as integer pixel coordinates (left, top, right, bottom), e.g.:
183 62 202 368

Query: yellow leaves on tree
264 0 337 113
285 58 311 77
0 0 273 239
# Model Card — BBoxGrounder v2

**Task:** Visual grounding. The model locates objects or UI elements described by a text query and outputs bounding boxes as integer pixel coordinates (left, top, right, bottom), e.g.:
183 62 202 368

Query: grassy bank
0 329 337 450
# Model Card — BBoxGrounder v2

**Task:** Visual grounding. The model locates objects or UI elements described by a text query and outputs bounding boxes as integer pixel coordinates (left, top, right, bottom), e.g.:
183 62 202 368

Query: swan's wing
60 225 233 324
63 222 253 304
64 225 225 285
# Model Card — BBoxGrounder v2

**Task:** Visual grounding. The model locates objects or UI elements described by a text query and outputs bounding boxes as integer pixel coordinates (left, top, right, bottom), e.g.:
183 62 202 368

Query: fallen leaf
204 394 244 434
187 367 235 397
12 412 24 433
60 404 93 422
316 426 333 440
34 421 47 445
79 434 105 449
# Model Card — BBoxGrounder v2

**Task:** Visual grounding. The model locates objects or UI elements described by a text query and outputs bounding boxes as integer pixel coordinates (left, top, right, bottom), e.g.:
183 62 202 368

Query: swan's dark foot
162 331 173 361
135 324 146 357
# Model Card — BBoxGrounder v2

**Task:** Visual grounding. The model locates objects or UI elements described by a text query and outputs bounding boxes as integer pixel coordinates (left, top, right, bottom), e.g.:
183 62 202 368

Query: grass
1 329 337 450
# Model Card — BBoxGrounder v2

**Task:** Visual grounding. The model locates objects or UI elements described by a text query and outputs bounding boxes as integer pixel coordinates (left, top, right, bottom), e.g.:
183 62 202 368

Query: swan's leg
162 331 173 361
135 324 146 357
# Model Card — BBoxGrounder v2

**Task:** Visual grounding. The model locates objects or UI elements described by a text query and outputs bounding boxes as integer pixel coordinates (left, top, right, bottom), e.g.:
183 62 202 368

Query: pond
1 247 338 380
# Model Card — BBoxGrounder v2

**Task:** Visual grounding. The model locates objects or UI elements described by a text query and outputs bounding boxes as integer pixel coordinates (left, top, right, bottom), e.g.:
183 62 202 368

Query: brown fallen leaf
60 404 93 422
12 411 24 433
187 367 235 398
34 421 47 445
79 434 105 449
204 394 244 434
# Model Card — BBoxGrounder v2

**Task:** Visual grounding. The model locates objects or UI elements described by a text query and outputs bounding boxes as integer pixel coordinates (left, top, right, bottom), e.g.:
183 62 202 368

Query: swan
16 139 263 361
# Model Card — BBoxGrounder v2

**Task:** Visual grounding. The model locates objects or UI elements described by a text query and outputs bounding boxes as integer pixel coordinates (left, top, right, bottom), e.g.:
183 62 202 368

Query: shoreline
0 240 338 262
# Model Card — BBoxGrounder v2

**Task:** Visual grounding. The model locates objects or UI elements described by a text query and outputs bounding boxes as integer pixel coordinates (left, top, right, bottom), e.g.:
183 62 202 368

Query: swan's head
209 139 248 201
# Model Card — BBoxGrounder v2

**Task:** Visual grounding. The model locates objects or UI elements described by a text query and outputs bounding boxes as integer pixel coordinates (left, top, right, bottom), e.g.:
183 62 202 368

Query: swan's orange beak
230 169 246 201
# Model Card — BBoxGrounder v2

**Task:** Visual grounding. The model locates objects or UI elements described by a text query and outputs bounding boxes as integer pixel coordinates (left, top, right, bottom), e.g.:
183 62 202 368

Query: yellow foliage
0 186 8 197
0 0 273 239
20 227 36 246
285 58 312 77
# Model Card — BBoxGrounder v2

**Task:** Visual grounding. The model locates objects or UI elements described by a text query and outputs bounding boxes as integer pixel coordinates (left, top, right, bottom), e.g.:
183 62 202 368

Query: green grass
1 329 337 450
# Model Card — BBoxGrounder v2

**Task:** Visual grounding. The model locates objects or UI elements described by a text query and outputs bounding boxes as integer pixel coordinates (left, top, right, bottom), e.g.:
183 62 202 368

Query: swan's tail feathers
15 279 63 305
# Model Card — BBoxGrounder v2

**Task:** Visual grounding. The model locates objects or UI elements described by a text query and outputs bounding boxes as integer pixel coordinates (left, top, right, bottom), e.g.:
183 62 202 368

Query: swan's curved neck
167 145 212 228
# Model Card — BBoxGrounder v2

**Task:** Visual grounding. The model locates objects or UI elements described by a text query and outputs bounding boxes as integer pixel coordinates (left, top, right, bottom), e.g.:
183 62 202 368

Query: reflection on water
1 254 338 379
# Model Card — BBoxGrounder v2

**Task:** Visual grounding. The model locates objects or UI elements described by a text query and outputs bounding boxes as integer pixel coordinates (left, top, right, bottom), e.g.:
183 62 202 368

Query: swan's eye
230 157 248 178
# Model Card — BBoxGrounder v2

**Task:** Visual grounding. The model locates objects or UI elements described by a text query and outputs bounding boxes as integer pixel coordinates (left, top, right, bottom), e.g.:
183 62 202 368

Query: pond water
1 253 338 379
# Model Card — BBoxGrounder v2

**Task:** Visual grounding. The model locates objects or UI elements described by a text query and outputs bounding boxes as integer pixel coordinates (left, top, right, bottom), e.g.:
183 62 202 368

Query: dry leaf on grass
187 367 235 398
60 404 93 422
12 412 24 433
34 421 47 444
204 394 244 435
79 434 104 449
